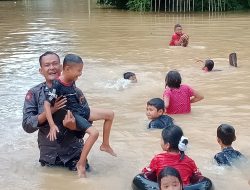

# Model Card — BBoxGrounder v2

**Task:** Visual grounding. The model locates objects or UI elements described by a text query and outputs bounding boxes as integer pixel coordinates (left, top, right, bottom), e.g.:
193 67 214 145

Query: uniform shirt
163 84 194 114
142 152 202 186
47 79 90 118
214 147 244 166
169 33 182 46
22 82 85 165
148 115 174 129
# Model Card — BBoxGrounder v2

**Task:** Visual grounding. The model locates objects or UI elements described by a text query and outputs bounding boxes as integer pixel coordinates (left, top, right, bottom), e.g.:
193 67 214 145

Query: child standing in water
44 54 116 178
158 166 184 190
163 70 204 114
214 124 245 166
146 98 174 129
142 125 203 186
169 24 189 47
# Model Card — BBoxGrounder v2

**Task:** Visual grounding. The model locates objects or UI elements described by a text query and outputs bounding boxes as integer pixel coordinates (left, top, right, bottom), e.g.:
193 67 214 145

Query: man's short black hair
39 51 60 67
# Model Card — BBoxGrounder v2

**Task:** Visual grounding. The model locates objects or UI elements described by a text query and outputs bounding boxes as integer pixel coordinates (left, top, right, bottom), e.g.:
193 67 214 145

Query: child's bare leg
77 127 99 178
99 111 117 157
89 108 117 157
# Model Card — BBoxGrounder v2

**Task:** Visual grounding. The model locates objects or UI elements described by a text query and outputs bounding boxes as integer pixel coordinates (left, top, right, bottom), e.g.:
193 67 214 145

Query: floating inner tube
132 173 213 190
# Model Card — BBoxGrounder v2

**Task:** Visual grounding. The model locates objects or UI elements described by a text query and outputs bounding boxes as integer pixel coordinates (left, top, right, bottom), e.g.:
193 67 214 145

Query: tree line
98 0 250 12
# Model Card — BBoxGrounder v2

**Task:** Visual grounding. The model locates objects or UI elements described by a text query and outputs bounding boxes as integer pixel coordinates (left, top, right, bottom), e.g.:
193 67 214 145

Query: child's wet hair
165 70 182 88
63 54 83 68
174 24 182 30
147 98 165 111
204 60 214 71
158 166 183 190
123 72 136 80
162 125 188 160
217 124 236 146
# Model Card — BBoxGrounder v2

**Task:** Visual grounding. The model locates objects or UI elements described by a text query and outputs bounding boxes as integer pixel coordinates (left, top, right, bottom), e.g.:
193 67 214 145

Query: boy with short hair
169 24 189 47
146 98 174 129
214 124 244 166
44 53 116 178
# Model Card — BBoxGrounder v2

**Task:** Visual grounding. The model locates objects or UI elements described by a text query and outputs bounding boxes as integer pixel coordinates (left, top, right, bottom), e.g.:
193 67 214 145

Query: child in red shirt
169 24 189 47
142 125 203 186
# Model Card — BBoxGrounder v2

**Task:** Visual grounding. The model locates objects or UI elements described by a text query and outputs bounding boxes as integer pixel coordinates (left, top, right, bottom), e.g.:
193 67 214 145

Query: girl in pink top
163 71 204 114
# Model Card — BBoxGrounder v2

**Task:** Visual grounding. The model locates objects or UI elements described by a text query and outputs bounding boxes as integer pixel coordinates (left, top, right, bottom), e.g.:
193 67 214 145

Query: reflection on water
0 0 250 189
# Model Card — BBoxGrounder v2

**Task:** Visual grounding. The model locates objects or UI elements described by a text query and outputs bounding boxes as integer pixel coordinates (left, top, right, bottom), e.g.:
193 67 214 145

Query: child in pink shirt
163 70 204 114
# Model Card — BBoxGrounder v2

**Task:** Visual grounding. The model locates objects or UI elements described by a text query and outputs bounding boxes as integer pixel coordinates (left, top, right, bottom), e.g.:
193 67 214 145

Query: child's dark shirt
148 115 174 129
214 147 244 166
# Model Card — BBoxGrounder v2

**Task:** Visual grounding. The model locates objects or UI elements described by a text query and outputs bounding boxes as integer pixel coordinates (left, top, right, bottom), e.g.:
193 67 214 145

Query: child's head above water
161 125 188 160
123 72 137 83
217 124 236 147
146 98 165 120
165 70 182 88
63 53 84 68
174 24 183 36
158 166 183 190
202 59 214 72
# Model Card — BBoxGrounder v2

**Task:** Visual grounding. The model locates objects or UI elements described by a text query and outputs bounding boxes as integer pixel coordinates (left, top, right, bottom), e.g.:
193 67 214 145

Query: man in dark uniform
22 51 115 172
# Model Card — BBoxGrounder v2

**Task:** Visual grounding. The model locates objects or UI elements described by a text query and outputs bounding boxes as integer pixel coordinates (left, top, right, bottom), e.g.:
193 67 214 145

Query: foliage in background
98 0 250 11
126 0 150 11
97 0 128 9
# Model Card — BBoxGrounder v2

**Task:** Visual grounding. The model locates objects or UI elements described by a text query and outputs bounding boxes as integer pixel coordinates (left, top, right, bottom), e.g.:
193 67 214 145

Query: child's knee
107 110 114 120
88 127 99 139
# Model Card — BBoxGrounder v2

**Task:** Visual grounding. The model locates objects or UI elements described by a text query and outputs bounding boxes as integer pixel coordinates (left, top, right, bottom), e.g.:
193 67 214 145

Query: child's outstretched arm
190 89 204 103
44 100 59 141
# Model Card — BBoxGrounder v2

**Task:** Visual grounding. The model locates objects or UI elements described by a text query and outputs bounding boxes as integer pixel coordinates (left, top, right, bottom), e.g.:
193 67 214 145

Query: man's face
174 26 183 35
39 54 61 83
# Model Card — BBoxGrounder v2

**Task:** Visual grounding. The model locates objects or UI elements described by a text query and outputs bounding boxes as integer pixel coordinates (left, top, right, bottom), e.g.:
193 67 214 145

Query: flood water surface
0 0 250 189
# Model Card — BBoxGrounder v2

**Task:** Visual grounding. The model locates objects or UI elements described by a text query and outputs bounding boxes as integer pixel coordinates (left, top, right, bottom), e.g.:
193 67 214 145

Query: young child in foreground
169 24 189 47
146 98 174 129
163 70 204 114
142 125 203 186
214 124 244 166
158 166 184 190
44 54 116 178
